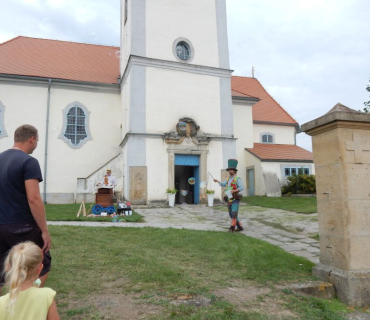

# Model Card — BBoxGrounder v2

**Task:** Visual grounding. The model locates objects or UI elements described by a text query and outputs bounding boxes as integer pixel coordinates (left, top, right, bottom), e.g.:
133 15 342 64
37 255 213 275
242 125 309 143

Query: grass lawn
45 203 143 222
45 226 352 319
242 196 317 214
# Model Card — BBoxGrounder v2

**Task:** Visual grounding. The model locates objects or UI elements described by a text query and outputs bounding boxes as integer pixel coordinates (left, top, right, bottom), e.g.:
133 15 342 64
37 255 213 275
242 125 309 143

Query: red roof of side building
0 36 120 84
246 143 313 162
232 76 297 125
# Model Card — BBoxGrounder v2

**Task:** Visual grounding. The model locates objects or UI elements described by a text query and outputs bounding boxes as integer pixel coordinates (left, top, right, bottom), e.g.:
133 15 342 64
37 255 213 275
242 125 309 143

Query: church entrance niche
174 155 200 205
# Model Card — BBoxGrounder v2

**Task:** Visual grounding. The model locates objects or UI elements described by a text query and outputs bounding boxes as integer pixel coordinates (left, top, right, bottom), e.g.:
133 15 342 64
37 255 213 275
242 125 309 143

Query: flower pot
207 194 214 207
168 193 176 207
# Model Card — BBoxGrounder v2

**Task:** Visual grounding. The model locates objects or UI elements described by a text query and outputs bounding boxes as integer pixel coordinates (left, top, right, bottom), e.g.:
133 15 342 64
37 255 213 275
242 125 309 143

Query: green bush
282 174 316 195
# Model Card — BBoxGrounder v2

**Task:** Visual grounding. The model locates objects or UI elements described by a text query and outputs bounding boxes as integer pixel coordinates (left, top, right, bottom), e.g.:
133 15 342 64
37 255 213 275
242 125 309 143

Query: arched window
59 102 92 148
0 100 8 139
260 133 274 144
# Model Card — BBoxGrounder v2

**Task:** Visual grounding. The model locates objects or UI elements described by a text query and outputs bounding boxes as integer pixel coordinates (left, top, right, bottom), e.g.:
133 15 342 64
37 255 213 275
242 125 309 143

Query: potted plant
166 188 177 207
206 189 215 207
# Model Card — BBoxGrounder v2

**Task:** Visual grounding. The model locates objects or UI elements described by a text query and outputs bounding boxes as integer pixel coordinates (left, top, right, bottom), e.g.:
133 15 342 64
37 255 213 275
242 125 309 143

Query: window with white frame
59 102 92 148
260 133 274 144
173 38 194 63
283 166 310 177
0 100 8 139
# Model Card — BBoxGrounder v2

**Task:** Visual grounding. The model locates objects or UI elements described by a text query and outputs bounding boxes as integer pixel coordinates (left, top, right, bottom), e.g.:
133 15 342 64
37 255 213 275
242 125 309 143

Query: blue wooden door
175 155 200 204
248 169 255 196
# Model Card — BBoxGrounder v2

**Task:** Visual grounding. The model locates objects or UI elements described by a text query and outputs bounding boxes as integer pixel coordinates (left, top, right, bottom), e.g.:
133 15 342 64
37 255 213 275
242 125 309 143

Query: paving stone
346 313 370 320
280 245 306 252
293 250 319 263
301 238 319 244
306 247 320 254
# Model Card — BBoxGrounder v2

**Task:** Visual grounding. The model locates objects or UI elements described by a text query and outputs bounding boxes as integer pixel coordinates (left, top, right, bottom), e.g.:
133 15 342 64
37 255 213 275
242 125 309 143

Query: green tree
363 79 370 113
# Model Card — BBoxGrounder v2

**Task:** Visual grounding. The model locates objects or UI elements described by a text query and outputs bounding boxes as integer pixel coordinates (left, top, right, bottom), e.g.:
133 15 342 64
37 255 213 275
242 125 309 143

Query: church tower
120 0 236 204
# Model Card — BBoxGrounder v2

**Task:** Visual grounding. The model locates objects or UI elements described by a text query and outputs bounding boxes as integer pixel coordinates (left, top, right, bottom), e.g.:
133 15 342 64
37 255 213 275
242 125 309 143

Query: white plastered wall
207 140 224 201
121 73 130 138
47 87 121 198
233 100 254 196
146 67 221 135
0 82 47 178
120 0 131 75
0 81 122 203
243 158 316 196
146 138 169 202
253 123 296 145
244 151 264 196
121 74 130 201
146 0 220 68
261 161 316 182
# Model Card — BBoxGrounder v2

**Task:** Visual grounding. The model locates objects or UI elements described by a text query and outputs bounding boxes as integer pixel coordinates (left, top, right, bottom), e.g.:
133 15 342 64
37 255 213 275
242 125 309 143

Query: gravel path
48 204 319 263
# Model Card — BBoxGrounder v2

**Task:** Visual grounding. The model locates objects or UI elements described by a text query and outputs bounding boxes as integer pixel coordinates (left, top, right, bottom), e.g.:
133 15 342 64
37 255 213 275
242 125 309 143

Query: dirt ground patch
60 293 163 320
214 285 298 318
90 294 163 320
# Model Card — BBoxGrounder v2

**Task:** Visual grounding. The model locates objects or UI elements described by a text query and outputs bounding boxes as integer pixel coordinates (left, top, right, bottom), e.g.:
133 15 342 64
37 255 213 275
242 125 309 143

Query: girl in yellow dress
0 241 60 320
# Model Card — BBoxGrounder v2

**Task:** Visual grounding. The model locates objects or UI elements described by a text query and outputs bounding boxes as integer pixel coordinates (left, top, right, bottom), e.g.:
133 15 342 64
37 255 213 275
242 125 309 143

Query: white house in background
230 76 314 196
0 0 313 204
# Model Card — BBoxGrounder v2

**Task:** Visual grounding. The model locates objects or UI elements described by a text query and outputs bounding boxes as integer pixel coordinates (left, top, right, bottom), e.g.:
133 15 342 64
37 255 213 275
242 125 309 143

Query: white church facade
0 0 313 204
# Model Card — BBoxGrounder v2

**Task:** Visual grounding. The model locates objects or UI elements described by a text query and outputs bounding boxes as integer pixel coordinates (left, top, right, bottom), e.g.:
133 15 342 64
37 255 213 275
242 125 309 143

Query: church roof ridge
0 36 120 84
231 87 259 99
0 36 119 49
253 77 298 124
232 75 255 79
0 36 22 48
231 76 298 125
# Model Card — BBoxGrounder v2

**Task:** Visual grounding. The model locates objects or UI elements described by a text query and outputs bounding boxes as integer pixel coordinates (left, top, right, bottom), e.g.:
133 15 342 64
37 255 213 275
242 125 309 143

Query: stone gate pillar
302 103 370 306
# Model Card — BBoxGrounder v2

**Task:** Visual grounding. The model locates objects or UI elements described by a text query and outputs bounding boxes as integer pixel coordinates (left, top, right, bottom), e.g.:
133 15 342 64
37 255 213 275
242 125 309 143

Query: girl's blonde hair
2 241 42 309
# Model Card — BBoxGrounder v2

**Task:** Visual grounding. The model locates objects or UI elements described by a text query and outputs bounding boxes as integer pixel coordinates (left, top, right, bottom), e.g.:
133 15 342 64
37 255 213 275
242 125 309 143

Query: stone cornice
120 55 234 89
232 96 260 103
0 74 120 93
120 132 236 147
303 120 370 136
253 120 297 127
302 111 370 136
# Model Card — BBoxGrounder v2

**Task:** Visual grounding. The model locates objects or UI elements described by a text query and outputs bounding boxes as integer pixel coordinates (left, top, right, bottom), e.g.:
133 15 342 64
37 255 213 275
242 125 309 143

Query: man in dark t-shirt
0 125 52 294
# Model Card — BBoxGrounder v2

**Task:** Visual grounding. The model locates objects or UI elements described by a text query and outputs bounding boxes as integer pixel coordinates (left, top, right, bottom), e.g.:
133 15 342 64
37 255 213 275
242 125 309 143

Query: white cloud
21 0 40 6
0 0 369 153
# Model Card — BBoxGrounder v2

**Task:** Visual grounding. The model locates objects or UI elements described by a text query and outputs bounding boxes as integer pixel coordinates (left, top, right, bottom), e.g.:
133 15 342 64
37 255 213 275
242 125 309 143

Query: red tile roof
246 143 313 161
0 36 120 84
0 38 297 127
232 76 297 125
231 88 259 99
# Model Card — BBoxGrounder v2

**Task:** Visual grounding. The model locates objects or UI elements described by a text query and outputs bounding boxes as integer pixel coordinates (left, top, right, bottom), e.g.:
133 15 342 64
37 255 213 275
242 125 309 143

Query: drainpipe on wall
43 79 52 203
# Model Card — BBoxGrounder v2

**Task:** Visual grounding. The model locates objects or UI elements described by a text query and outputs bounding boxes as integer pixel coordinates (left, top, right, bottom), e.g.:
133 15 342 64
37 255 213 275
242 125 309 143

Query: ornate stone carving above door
165 118 209 145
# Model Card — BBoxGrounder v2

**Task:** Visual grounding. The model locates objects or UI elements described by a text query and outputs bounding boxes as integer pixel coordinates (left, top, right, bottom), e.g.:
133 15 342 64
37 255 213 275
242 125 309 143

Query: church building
0 0 313 204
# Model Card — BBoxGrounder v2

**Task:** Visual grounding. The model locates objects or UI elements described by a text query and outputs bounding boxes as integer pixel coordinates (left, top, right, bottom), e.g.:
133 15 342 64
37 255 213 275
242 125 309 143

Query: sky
0 0 369 151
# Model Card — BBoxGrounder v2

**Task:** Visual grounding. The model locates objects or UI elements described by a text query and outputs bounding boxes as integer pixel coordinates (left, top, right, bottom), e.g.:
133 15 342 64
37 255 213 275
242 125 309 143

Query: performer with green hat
214 159 244 232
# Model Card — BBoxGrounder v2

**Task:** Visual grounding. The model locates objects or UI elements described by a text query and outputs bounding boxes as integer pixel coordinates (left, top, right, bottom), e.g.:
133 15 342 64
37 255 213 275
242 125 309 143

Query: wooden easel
77 200 87 217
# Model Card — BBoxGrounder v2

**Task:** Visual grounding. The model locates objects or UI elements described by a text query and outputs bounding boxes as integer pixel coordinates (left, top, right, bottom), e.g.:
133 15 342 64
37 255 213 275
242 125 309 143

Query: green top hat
226 159 238 171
